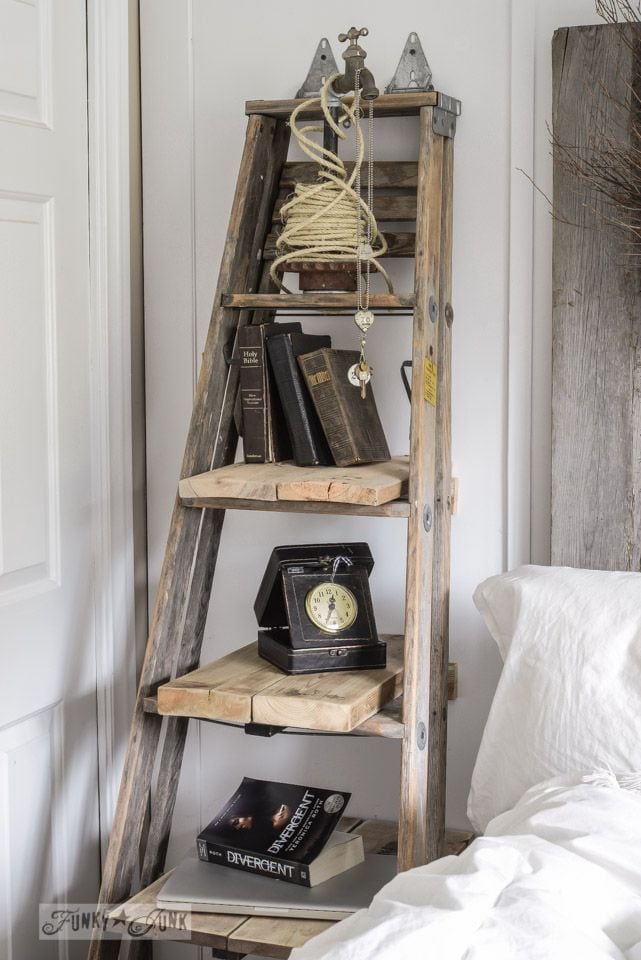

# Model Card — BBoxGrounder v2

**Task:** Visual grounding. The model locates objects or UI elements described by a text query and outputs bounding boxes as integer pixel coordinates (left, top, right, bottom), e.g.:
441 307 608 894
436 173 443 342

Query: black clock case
254 543 386 674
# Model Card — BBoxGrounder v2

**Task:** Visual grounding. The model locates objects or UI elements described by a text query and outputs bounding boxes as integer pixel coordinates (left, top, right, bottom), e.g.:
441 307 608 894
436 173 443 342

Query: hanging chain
349 69 376 398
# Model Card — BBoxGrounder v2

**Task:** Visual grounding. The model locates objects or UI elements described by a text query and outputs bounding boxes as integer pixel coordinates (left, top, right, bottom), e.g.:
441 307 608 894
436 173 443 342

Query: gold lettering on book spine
308 369 331 387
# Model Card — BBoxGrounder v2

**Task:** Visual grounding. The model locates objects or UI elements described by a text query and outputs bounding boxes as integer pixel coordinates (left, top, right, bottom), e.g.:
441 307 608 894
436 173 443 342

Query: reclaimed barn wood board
273 190 416 222
252 636 404 731
279 160 418 189
552 24 641 569
245 90 439 119
222 292 414 311
398 108 445 870
179 458 410 507
157 636 403 732
264 228 416 261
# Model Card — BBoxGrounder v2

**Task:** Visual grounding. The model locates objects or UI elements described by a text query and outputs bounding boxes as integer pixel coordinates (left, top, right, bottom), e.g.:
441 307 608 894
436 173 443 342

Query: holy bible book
196 777 363 887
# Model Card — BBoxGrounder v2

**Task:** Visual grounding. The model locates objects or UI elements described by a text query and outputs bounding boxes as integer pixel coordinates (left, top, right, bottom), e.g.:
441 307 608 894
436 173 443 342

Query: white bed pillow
468 564 641 832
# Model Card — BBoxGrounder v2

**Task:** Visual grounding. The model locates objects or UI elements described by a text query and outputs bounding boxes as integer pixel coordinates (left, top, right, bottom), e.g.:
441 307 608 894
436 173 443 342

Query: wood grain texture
279 161 418 190
273 190 416 222
179 458 409 507
91 116 290 960
252 636 404 731
264 229 416 261
425 132 454 861
157 636 403 732
245 91 439 119
180 494 411 519
222 293 414 311
398 108 445 871
552 25 641 569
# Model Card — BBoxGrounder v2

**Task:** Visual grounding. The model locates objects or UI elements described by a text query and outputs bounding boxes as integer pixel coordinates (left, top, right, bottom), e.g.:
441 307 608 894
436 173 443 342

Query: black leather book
266 332 333 467
238 322 301 463
298 348 391 467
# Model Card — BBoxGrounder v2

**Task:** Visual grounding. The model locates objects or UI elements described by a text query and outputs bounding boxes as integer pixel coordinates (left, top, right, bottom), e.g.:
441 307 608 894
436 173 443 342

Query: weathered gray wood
91 115 290 960
273 189 416 222
552 24 641 569
245 91 439 119
263 229 416 260
398 108 444 871
426 133 454 860
279 160 418 190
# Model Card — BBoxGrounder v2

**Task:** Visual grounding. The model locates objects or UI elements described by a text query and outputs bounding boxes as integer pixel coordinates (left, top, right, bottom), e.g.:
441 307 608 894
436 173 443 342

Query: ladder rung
245 91 439 119
280 161 418 190
273 191 416 222
263 229 416 261
222 293 415 312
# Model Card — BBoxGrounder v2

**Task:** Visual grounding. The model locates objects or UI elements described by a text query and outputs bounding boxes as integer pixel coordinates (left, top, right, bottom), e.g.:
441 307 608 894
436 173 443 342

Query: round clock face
304 582 358 635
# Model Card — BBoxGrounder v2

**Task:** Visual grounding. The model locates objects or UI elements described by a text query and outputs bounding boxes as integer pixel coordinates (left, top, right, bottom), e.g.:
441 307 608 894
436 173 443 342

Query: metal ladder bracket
432 93 461 139
296 38 340 98
386 32 434 94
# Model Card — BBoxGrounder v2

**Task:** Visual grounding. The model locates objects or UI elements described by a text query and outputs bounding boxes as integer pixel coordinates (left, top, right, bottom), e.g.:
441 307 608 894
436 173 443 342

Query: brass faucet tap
332 27 379 100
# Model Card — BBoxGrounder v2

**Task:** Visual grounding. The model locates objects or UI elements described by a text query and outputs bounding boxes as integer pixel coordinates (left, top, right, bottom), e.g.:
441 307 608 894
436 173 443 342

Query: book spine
196 839 311 887
238 326 267 463
298 352 357 467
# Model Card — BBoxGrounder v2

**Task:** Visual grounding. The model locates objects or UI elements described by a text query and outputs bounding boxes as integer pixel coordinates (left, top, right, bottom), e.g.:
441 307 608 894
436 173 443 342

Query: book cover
266 332 333 467
238 322 301 463
197 777 351 886
298 348 391 467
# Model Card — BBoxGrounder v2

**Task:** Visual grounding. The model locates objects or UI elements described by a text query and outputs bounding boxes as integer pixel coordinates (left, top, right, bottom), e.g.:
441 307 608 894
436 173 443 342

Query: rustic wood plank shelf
222 293 414 312
245 91 439 119
107 818 473 957
156 638 405 733
179 458 409 511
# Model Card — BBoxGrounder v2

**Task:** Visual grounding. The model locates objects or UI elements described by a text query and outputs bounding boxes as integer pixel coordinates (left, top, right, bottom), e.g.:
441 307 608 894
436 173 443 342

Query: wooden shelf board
181 494 411 519
245 91 440 119
144 665 457 739
179 458 409 512
107 818 474 956
222 293 414 312
156 637 405 733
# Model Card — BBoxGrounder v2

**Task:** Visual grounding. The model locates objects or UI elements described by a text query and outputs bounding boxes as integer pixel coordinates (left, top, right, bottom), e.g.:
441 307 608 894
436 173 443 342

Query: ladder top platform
246 90 460 119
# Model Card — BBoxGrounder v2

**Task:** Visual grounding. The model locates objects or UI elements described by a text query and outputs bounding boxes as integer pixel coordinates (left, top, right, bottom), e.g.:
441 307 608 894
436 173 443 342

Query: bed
291 565 641 960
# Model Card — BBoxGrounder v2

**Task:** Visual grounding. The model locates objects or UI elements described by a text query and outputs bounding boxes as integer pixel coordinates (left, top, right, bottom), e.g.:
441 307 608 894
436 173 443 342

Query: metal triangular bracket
296 38 340 98
385 32 434 94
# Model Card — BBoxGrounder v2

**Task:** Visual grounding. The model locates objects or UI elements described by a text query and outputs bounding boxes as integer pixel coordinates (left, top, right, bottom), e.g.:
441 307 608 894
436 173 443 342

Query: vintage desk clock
254 543 386 674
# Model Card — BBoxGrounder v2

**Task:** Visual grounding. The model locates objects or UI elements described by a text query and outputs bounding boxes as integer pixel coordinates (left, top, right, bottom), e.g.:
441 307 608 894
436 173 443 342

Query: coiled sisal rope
269 74 393 293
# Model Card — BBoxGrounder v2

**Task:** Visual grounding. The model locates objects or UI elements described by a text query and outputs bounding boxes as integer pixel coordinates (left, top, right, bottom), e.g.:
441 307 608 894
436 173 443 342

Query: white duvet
290 774 641 960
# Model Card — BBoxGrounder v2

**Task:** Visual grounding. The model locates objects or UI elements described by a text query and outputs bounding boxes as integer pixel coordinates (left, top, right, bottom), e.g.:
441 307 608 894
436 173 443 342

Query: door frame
87 0 143 861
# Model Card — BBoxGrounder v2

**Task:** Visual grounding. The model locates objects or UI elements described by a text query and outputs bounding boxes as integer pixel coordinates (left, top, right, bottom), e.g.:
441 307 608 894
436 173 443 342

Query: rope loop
270 75 392 293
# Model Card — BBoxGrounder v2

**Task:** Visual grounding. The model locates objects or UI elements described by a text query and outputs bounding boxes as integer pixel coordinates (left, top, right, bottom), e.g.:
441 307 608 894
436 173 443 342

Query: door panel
0 0 101 957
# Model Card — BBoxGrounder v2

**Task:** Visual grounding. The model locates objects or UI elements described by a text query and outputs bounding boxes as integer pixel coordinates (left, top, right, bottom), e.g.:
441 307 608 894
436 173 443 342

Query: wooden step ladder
90 88 458 959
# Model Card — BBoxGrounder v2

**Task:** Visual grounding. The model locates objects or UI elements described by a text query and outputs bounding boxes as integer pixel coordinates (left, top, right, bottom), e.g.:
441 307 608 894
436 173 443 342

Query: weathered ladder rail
89 95 455 959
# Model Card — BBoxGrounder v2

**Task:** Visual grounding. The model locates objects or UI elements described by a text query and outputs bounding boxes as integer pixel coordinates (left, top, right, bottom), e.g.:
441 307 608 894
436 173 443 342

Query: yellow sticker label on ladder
423 358 437 405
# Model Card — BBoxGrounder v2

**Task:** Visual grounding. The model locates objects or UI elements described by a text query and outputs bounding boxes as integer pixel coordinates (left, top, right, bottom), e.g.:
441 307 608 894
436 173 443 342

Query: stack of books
238 322 391 468
195 776 364 887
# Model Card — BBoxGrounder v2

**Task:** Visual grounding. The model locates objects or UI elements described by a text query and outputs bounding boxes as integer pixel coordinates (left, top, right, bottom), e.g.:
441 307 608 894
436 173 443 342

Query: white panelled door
0 0 101 957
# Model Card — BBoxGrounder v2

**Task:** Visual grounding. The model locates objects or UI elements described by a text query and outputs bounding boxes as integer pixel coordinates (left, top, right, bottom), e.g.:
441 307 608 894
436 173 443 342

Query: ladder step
222 293 414 311
179 459 409 514
280 161 418 190
245 90 439 119
155 637 405 733
263 229 416 261
273 190 416 222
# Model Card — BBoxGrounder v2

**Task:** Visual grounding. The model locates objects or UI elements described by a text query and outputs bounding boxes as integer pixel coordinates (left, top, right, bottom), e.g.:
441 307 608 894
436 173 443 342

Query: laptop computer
157 854 397 921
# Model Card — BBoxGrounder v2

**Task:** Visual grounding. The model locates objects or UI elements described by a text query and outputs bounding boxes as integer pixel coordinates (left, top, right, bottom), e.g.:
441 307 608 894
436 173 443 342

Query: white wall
140 0 601 902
